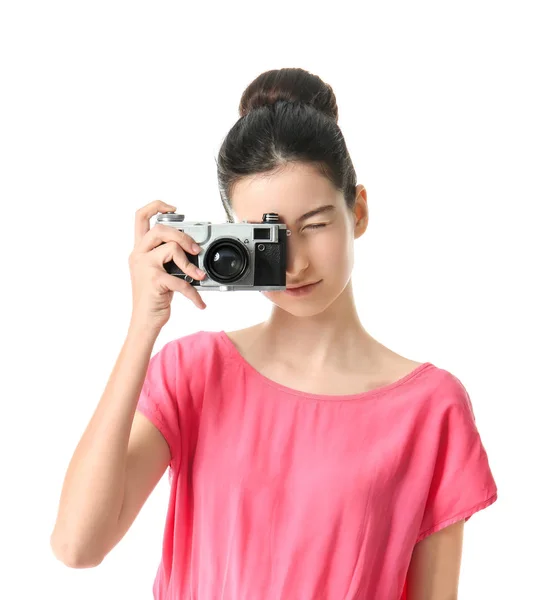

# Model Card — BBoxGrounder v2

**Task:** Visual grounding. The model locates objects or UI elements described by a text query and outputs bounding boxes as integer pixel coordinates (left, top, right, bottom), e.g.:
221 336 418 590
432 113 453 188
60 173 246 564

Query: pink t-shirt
136 330 498 600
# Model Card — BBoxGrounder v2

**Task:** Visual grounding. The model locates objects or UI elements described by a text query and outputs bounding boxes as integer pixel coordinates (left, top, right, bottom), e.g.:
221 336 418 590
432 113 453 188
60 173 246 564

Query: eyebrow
247 204 336 225
295 204 336 224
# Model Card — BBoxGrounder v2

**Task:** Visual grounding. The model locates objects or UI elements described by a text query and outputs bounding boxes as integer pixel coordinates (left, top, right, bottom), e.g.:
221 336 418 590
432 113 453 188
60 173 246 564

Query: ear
352 184 368 239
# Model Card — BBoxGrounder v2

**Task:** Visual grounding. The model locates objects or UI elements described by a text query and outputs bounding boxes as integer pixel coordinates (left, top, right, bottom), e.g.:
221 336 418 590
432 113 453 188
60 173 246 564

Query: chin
260 285 335 317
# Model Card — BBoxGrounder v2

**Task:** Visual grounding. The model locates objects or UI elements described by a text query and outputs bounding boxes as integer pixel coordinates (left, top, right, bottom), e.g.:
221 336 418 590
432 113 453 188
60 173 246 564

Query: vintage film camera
155 212 290 291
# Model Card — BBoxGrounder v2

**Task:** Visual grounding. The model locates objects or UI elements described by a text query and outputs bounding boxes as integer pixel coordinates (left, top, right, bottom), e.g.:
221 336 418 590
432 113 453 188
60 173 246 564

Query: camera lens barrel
203 238 249 283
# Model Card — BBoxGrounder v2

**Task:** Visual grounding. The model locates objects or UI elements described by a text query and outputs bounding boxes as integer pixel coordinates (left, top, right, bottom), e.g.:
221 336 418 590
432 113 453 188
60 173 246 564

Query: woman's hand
128 200 207 333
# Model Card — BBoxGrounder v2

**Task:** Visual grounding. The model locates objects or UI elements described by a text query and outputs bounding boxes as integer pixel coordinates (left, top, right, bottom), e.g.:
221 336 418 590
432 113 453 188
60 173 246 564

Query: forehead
230 162 342 223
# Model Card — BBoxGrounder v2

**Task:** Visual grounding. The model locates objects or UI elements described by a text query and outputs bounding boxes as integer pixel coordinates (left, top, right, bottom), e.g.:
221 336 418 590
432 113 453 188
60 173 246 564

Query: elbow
50 533 104 569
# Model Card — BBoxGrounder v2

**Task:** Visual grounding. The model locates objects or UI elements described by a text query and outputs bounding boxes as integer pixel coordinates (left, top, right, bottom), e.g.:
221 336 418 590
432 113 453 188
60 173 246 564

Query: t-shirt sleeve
416 372 498 543
136 339 181 473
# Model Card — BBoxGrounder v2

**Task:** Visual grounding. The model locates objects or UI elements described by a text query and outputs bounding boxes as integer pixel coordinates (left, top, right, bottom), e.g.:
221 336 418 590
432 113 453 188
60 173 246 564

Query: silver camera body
156 212 290 291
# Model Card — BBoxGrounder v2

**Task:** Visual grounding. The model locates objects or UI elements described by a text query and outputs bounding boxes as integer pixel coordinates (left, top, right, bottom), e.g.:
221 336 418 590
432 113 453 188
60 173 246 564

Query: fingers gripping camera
156 212 290 291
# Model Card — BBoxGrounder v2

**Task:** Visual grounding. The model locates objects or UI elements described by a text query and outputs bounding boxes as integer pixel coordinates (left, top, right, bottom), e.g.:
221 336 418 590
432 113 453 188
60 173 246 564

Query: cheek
259 229 353 298
312 230 352 272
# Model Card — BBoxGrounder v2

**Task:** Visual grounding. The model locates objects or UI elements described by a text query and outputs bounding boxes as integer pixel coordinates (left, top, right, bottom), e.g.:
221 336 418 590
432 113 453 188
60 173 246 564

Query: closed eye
304 223 327 230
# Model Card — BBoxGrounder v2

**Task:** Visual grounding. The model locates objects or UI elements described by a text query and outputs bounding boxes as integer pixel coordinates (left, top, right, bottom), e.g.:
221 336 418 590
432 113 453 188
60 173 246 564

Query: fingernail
196 268 205 276
192 243 201 253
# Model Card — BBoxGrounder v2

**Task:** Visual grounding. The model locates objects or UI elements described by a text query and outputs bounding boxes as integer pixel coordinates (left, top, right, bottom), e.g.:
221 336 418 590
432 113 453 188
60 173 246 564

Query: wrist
127 319 162 343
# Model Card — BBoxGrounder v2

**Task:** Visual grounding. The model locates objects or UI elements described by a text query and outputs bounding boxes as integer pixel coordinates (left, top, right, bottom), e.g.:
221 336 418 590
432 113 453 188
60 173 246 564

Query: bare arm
406 519 465 599
50 322 160 568
50 200 205 568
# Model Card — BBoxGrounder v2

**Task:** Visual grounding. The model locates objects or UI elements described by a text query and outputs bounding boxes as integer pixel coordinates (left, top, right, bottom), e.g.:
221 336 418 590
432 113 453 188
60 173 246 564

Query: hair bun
239 67 339 123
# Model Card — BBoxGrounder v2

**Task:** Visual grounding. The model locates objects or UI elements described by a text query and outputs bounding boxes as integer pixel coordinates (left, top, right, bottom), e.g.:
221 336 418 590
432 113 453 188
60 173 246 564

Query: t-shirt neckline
217 330 435 402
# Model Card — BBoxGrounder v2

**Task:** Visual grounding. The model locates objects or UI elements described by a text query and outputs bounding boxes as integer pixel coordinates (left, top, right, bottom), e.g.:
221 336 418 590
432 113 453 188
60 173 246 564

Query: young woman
51 68 498 599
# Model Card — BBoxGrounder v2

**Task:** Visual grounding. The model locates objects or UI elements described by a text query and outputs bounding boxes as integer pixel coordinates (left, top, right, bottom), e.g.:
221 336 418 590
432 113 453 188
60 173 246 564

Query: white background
1 1 541 598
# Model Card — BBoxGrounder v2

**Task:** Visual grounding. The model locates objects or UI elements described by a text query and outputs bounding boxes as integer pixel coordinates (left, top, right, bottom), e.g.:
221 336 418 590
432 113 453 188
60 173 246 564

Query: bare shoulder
368 337 427 377
388 355 427 376
223 324 263 352
224 323 262 339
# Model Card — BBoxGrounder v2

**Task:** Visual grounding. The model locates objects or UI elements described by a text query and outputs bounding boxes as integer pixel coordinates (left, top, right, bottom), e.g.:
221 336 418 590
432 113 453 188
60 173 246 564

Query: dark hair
216 67 358 223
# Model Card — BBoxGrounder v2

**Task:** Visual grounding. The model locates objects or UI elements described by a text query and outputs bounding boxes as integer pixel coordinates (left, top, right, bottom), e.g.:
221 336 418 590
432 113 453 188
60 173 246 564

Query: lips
286 280 321 290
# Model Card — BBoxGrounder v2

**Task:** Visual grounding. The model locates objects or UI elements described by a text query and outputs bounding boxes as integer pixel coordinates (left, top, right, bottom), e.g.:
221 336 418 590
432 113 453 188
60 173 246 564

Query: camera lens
213 247 242 277
204 239 249 283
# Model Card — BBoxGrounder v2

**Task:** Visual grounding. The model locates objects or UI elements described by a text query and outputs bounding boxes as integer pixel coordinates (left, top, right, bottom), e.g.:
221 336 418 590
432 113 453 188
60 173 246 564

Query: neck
258 280 382 372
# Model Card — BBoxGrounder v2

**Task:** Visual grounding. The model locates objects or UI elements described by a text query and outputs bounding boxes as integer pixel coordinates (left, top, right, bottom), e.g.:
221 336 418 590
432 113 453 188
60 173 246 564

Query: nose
285 232 309 277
